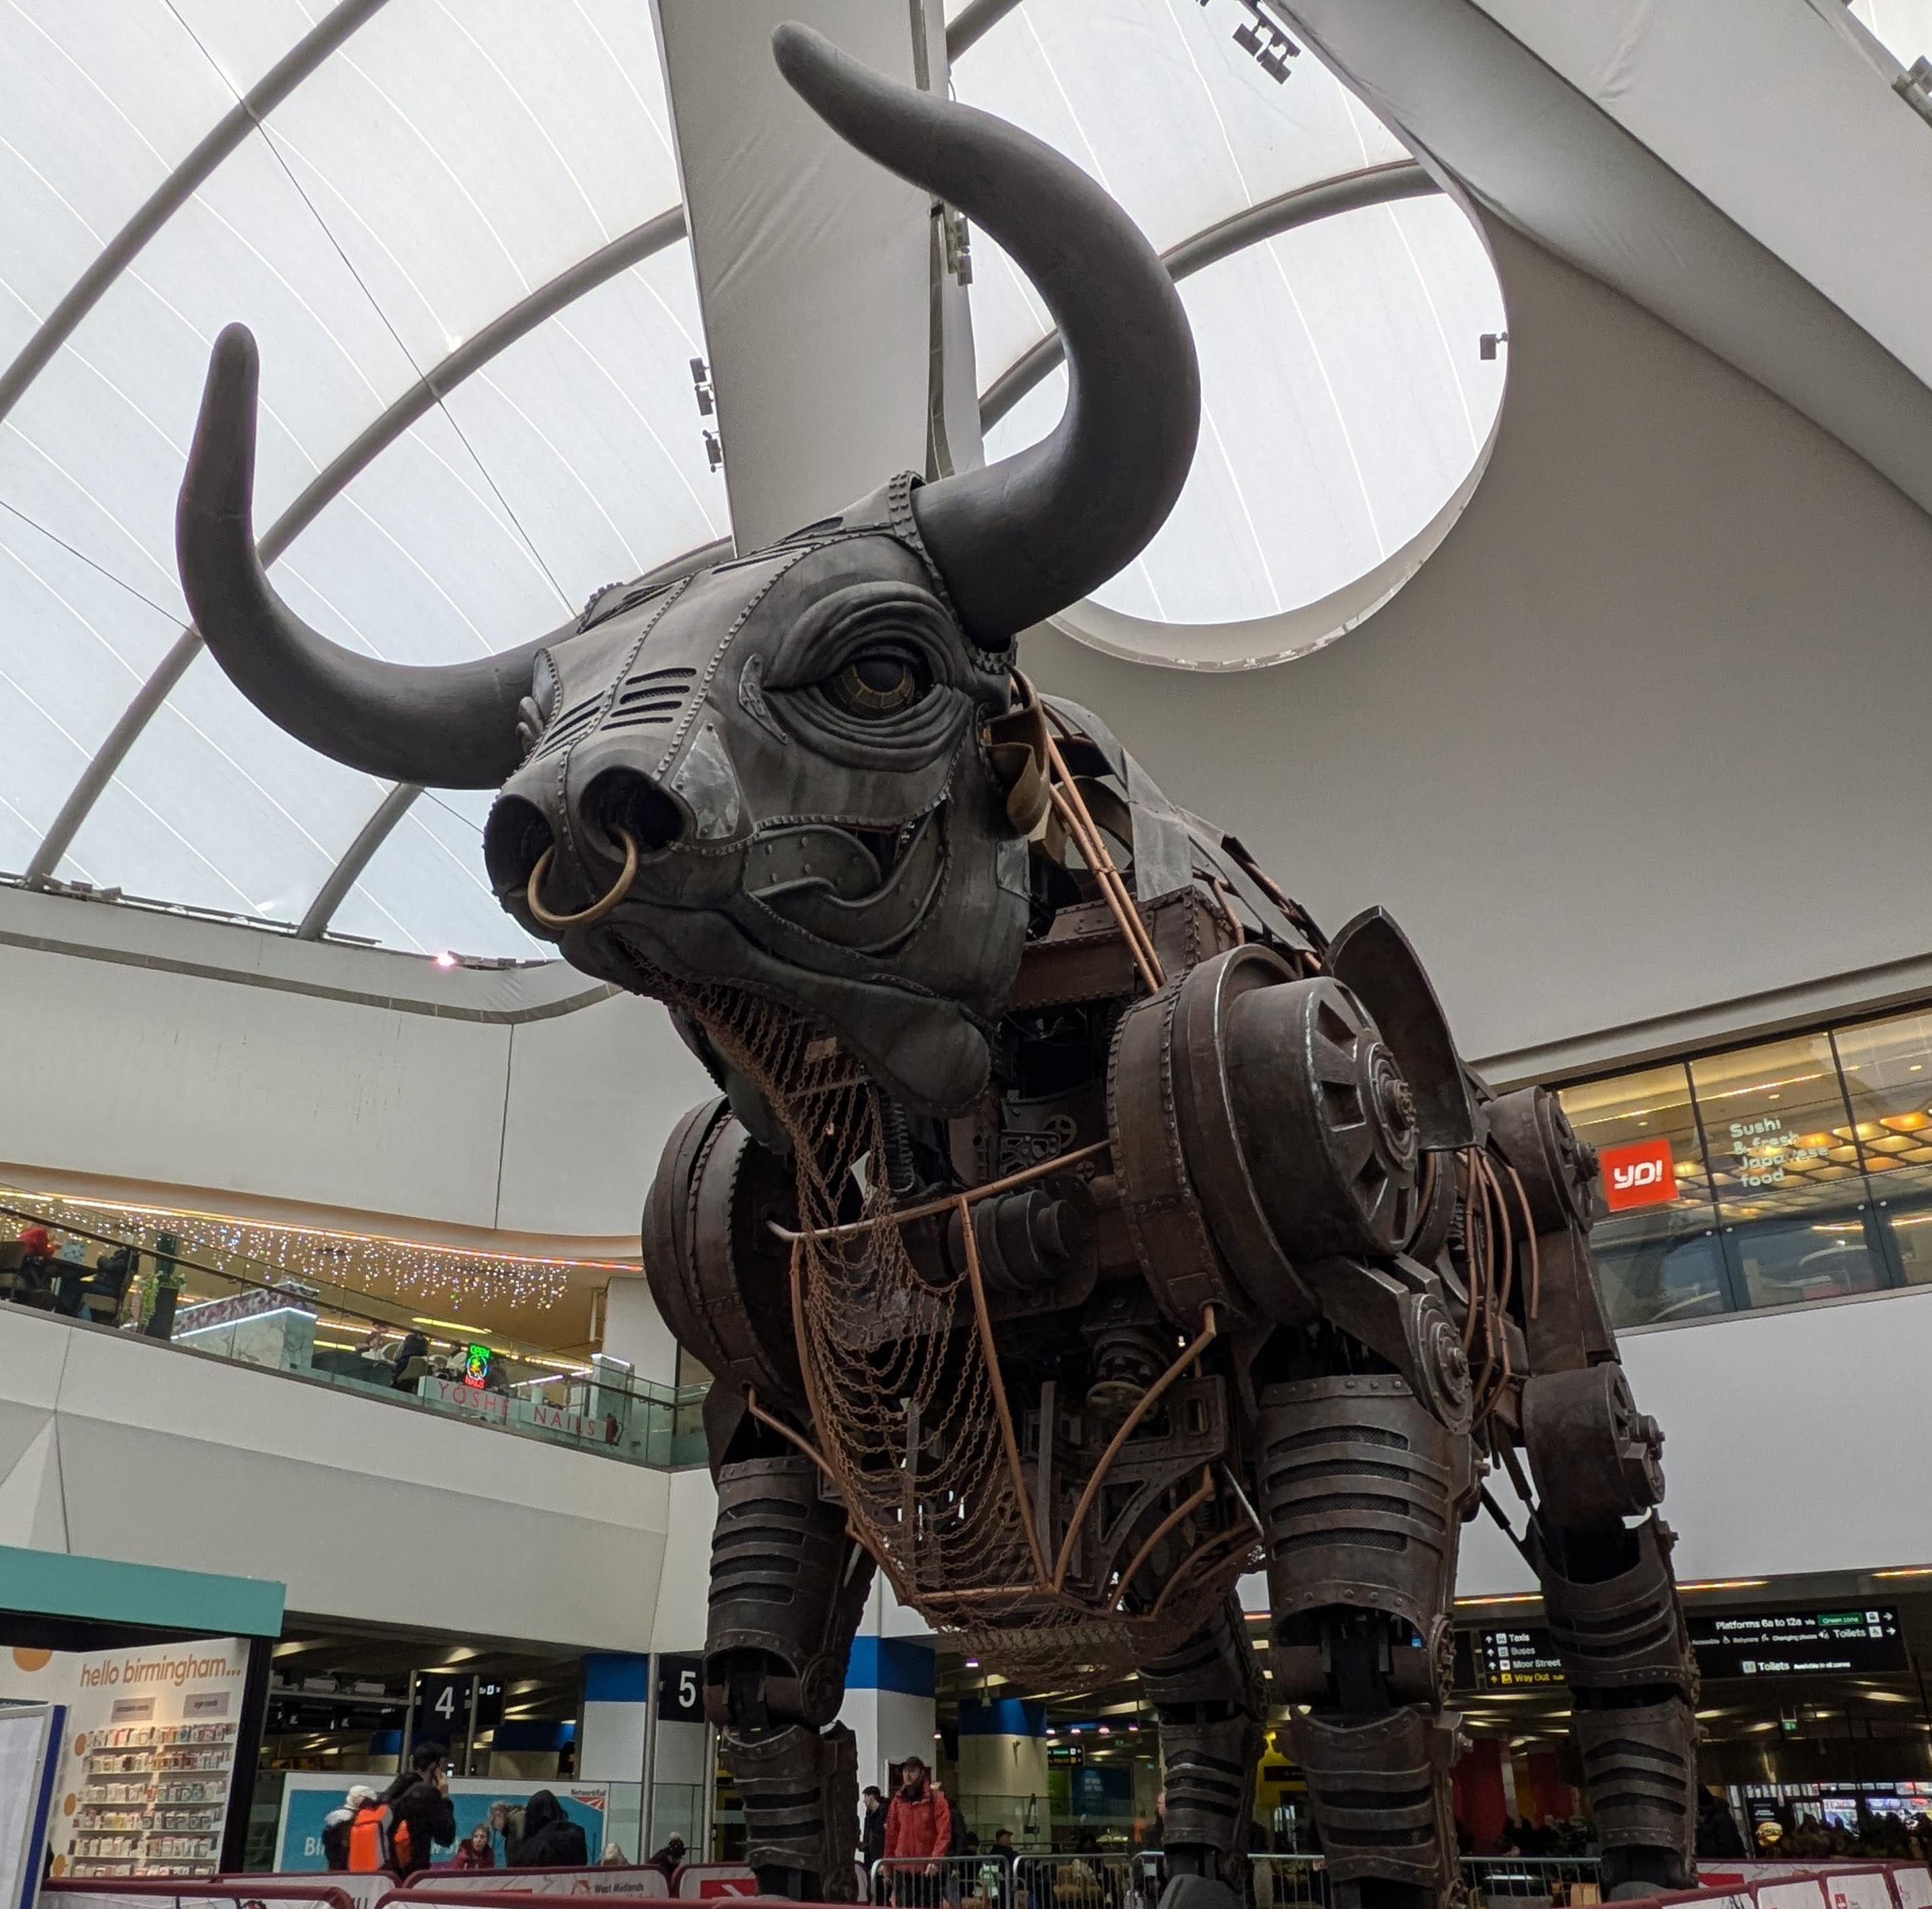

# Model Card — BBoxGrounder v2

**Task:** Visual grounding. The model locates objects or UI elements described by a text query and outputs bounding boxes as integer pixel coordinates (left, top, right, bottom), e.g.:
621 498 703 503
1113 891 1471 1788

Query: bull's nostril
585 766 683 856
483 795 555 899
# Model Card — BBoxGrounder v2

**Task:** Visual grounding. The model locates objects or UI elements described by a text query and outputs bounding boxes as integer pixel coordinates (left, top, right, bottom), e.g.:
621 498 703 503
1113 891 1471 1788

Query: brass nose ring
525 827 639 929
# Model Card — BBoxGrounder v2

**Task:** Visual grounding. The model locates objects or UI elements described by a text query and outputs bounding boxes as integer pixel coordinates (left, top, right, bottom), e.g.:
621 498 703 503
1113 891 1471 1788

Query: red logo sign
1600 1136 1678 1211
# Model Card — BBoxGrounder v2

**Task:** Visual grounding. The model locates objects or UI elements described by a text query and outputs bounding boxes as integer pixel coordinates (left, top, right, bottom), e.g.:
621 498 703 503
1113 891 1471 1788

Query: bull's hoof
1157 1878 1239 1909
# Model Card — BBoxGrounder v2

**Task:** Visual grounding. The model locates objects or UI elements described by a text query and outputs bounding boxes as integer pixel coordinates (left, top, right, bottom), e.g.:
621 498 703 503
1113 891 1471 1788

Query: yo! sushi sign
1599 1136 1677 1212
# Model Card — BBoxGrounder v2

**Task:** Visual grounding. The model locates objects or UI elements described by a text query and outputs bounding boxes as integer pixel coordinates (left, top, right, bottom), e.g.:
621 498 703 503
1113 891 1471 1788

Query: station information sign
1687 1607 1904 1679
1458 1607 1904 1691
1470 1628 1567 1689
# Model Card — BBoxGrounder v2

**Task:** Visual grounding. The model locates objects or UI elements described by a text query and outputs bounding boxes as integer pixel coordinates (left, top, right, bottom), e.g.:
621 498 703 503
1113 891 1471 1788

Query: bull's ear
982 672 1051 834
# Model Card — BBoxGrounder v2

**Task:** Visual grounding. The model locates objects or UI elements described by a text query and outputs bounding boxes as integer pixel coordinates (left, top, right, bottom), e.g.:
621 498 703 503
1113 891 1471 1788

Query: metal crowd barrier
1246 1854 1605 1908
1012 1851 1146 1909
870 1855 1016 1907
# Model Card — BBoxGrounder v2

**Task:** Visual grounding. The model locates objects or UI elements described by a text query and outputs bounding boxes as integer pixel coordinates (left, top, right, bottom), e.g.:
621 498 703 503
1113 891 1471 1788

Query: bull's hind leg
1145 1596 1266 1899
1262 1374 1473 1909
702 1450 875 1902
1529 1507 1696 1896
1489 1088 1698 1897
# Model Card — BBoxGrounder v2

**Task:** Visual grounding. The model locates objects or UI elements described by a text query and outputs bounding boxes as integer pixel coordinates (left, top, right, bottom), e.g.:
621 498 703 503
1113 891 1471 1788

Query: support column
648 0 980 554
838 1636 937 1797
957 1698 1048 1849
581 1654 651 1864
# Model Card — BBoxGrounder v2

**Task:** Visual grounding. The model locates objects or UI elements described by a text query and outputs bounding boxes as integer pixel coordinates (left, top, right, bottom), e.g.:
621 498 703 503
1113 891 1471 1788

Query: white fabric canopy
0 0 1502 956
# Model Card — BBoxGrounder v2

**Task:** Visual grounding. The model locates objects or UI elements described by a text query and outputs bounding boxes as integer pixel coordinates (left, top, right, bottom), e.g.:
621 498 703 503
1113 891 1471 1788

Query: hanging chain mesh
619 939 1256 1682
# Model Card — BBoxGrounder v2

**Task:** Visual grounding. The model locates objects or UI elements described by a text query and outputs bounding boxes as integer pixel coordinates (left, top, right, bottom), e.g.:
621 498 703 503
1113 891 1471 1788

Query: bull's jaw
567 905 998 1119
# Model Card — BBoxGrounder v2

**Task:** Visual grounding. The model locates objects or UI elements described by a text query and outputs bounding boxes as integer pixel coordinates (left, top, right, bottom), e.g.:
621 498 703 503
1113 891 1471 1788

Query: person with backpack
508 1790 588 1867
321 1785 376 1870
350 1742 455 1877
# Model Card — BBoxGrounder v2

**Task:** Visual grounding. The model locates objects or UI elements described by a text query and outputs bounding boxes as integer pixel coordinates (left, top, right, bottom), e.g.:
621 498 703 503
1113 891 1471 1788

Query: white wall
1454 1282 1932 1595
0 882 714 1246
1025 218 1932 1085
0 1308 674 1649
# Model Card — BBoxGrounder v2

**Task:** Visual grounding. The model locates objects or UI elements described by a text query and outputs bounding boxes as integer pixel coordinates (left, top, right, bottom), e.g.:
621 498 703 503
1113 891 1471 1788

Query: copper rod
1033 701 1164 988
1458 1150 1483 1355
1496 1433 1537 1511
745 1386 838 1487
1046 777 1162 993
1110 1467 1216 1612
766 1139 1111 1244
1504 1161 1542 1321
1042 750 1164 993
1052 1307 1220 1592
1149 1524 1260 1620
957 1193 1053 1589
743 1384 905 1590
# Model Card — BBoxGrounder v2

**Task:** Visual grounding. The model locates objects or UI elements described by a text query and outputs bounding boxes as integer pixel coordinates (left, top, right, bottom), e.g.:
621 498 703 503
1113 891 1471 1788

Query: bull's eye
831 645 929 718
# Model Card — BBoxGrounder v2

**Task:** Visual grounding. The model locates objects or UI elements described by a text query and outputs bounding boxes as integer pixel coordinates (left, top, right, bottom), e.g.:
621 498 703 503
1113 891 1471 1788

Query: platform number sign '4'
411 1671 474 1753
659 1655 705 1723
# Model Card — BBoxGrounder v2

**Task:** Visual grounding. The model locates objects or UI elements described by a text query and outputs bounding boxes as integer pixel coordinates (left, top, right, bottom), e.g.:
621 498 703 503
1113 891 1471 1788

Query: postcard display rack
67 1717 237 1878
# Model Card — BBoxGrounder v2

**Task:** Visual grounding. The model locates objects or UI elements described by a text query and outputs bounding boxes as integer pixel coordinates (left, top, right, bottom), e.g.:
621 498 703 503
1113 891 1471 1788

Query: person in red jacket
884 1757 951 1906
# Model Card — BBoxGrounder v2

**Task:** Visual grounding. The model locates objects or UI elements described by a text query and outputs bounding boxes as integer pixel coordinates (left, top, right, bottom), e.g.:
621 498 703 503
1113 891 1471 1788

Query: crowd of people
314 1737 1932 1895
318 1742 589 1878
1767 1809 1932 1862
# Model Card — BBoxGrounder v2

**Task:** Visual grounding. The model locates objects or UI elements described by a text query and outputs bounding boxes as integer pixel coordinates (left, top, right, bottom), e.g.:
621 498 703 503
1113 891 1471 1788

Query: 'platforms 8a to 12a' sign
1599 1136 1678 1212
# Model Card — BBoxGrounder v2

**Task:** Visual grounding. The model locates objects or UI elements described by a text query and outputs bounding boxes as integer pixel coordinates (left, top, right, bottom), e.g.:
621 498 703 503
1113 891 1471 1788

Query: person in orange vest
885 1756 952 1906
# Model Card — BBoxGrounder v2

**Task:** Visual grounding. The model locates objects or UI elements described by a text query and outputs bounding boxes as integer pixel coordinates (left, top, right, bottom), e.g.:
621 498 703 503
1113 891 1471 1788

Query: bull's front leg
644 1102 876 1902
1144 1596 1266 1895
703 1449 876 1902
1262 1366 1473 1909
1489 1091 1697 1899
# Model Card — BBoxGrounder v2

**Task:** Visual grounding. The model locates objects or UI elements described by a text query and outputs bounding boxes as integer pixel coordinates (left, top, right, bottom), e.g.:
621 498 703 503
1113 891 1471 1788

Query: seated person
390 1330 432 1389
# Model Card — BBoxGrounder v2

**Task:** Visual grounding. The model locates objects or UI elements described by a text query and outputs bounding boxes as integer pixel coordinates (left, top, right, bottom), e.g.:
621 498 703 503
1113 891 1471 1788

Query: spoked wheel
1225 975 1422 1259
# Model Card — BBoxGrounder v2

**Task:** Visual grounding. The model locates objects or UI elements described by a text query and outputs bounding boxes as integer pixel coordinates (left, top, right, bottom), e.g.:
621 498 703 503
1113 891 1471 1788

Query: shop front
1558 1003 1932 1330
0 1544 283 1880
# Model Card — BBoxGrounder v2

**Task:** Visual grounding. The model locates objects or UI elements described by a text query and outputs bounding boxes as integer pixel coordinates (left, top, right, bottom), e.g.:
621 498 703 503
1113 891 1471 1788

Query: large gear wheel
1225 974 1422 1258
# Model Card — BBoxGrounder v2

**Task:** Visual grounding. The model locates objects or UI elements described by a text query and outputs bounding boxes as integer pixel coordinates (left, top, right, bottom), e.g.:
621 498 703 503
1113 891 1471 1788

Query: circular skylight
954 0 1508 665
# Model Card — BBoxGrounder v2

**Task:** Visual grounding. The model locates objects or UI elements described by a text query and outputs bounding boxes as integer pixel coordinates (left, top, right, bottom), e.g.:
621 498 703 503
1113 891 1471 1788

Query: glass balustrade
0 1189 707 1469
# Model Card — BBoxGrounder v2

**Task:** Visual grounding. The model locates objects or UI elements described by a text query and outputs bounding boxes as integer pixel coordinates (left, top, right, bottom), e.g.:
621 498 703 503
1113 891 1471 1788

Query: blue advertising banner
276 1775 609 1871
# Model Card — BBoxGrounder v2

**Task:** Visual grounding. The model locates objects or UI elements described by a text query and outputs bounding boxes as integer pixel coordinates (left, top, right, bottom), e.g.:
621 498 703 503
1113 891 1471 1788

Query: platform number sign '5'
1599 1136 1679 1212
659 1655 705 1723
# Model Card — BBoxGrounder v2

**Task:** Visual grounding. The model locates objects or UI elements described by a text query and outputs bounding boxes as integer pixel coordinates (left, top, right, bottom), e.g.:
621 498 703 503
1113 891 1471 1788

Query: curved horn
176 324 551 788
773 23 1199 646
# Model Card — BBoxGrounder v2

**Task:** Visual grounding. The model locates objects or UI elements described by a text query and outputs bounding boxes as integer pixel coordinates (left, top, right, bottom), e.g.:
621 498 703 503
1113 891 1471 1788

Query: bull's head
176 26 1199 1121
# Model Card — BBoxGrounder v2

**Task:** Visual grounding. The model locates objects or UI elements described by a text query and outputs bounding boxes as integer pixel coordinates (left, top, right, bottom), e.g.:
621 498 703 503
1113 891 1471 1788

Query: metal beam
977 159 1437 432
293 531 731 943
946 0 1027 60
26 205 689 885
0 0 394 429
294 780 421 940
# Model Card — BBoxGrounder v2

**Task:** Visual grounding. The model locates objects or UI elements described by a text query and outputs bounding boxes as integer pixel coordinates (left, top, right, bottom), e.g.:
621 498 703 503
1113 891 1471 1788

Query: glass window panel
1832 1010 1932 1286
1847 1 1932 66
1689 1035 1883 1309
1559 1065 1726 1328
981 199 1506 626
333 785 548 962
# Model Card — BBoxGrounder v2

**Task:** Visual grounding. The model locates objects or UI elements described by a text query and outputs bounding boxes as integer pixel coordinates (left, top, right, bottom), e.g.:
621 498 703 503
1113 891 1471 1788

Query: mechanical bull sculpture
175 25 1697 1909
